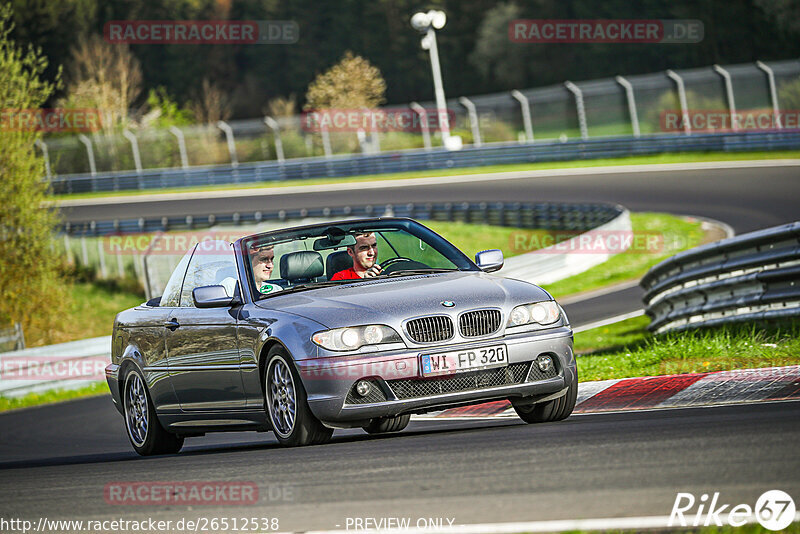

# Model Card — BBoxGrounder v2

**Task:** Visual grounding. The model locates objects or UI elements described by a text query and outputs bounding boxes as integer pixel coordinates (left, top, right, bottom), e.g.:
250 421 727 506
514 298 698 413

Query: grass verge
54 150 800 201
0 381 108 412
575 317 800 382
542 212 706 298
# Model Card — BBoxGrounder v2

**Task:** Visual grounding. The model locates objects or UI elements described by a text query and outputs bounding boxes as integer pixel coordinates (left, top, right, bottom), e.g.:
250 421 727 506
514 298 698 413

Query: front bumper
298 326 575 424
105 363 123 414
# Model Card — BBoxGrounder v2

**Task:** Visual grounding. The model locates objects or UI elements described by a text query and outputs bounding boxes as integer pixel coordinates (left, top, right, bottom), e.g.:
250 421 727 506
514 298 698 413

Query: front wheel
265 346 333 447
512 371 578 424
363 414 410 434
123 367 184 456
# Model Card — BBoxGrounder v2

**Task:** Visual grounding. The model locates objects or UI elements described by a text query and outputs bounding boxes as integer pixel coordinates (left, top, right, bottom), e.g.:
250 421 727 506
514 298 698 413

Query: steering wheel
380 256 429 274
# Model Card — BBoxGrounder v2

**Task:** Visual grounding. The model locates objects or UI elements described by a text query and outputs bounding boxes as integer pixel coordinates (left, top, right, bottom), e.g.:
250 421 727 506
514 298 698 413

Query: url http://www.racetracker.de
0 516 281 533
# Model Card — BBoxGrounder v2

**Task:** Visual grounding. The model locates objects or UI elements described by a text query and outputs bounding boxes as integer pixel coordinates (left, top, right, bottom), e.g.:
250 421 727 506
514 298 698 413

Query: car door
164 241 247 411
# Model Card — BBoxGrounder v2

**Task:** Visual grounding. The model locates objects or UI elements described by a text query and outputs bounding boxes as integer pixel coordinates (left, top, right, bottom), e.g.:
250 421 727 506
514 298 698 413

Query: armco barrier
61 201 623 237
49 130 800 195
641 221 800 334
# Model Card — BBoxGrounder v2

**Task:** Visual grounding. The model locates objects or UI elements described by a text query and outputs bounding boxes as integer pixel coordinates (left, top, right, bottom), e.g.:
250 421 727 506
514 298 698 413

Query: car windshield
242 219 477 298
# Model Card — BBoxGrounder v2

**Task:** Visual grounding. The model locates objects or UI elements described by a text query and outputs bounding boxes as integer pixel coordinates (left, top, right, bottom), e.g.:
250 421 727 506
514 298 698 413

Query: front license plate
421 345 507 377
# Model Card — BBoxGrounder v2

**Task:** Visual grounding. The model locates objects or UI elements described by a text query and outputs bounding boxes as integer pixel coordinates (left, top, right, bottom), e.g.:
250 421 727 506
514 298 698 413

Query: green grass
53 150 800 201
24 279 145 347
0 381 108 412
67 281 145 339
542 212 706 298
424 221 565 261
575 318 800 382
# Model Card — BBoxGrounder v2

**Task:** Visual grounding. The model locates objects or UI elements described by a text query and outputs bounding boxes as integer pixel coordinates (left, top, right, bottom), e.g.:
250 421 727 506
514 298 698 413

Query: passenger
331 232 383 280
250 245 283 294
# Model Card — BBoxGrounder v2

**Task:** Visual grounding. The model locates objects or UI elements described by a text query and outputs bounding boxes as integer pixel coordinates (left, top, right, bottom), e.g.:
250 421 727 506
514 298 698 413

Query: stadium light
411 10 461 150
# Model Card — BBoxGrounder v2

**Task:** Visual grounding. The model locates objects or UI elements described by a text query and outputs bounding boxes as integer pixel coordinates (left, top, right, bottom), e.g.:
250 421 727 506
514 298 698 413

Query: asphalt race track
1 396 799 531
2 162 796 531
61 163 800 233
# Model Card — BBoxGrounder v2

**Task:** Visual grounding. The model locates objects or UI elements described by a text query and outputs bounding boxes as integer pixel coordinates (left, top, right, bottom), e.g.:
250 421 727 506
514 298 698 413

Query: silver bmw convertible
106 218 577 455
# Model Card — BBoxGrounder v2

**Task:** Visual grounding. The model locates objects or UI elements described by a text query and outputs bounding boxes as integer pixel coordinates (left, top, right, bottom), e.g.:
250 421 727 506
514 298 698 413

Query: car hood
253 272 551 328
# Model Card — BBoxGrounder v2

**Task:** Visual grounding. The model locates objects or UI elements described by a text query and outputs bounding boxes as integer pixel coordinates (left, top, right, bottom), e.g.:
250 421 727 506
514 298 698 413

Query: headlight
312 325 401 351
507 301 561 327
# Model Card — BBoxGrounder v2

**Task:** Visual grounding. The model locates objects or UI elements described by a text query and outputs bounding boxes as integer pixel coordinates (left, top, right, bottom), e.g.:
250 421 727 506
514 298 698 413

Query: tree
0 4 68 344
469 2 527 89
304 51 386 110
58 33 142 134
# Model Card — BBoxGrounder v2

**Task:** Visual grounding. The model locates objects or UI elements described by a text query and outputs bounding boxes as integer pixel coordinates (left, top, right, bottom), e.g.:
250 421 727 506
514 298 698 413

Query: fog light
356 380 372 397
537 355 553 372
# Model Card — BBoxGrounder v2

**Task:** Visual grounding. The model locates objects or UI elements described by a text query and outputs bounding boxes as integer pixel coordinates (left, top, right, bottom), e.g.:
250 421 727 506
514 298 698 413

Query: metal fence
641 221 800 334
42 59 800 186
49 130 800 194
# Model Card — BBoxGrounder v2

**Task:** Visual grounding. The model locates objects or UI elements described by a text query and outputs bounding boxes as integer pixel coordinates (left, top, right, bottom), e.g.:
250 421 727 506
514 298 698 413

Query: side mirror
475 249 504 273
193 285 236 308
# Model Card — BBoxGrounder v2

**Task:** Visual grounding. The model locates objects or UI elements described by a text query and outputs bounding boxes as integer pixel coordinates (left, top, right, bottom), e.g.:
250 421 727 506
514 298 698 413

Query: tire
123 367 184 456
512 370 578 424
363 414 411 435
265 346 333 447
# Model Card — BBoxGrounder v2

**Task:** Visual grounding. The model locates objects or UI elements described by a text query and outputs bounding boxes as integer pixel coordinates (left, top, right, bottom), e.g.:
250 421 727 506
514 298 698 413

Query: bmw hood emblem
441 301 455 307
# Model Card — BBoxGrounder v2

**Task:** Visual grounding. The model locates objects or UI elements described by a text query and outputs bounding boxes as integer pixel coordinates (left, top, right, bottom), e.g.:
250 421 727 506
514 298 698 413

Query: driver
250 245 283 294
331 232 383 280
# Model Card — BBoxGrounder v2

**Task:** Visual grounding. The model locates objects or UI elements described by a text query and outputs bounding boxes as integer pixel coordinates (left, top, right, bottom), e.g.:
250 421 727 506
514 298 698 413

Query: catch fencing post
615 76 641 137
756 61 782 129
97 238 107 278
123 129 143 178
77 134 97 177
666 69 691 135
34 139 52 179
264 117 285 162
216 121 239 168
511 90 534 143
410 102 432 151
713 65 738 131
564 81 589 140
458 96 482 147
169 126 189 169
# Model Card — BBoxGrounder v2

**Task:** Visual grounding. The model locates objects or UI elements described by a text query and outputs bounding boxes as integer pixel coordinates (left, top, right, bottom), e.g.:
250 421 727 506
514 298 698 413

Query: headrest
280 251 324 281
326 250 352 280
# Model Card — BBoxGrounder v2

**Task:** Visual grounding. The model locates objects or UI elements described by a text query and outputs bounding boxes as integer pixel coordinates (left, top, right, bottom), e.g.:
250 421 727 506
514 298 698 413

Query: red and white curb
415 365 800 419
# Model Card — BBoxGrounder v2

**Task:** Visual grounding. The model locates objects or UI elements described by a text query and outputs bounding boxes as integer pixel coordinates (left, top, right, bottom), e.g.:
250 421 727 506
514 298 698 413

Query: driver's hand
365 264 383 278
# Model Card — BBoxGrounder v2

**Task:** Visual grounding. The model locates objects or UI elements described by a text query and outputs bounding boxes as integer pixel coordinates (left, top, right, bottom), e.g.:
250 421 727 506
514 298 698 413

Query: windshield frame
238 217 479 301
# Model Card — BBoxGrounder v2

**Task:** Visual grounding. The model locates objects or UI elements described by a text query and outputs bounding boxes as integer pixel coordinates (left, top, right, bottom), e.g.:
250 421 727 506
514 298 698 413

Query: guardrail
62 201 623 236
49 130 800 195
641 221 800 334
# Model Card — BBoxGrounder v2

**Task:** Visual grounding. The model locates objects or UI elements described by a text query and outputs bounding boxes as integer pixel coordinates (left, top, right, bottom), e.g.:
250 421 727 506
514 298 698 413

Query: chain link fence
41 60 800 179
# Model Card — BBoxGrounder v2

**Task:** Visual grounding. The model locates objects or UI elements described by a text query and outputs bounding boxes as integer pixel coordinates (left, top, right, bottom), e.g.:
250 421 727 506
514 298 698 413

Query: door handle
164 318 180 331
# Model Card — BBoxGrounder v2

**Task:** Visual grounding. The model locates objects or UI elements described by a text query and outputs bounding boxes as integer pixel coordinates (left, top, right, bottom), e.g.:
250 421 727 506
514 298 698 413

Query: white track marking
572 310 645 332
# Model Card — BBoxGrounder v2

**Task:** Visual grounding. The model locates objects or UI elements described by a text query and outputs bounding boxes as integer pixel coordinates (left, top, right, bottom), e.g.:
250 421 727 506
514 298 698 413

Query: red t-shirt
331 268 361 280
